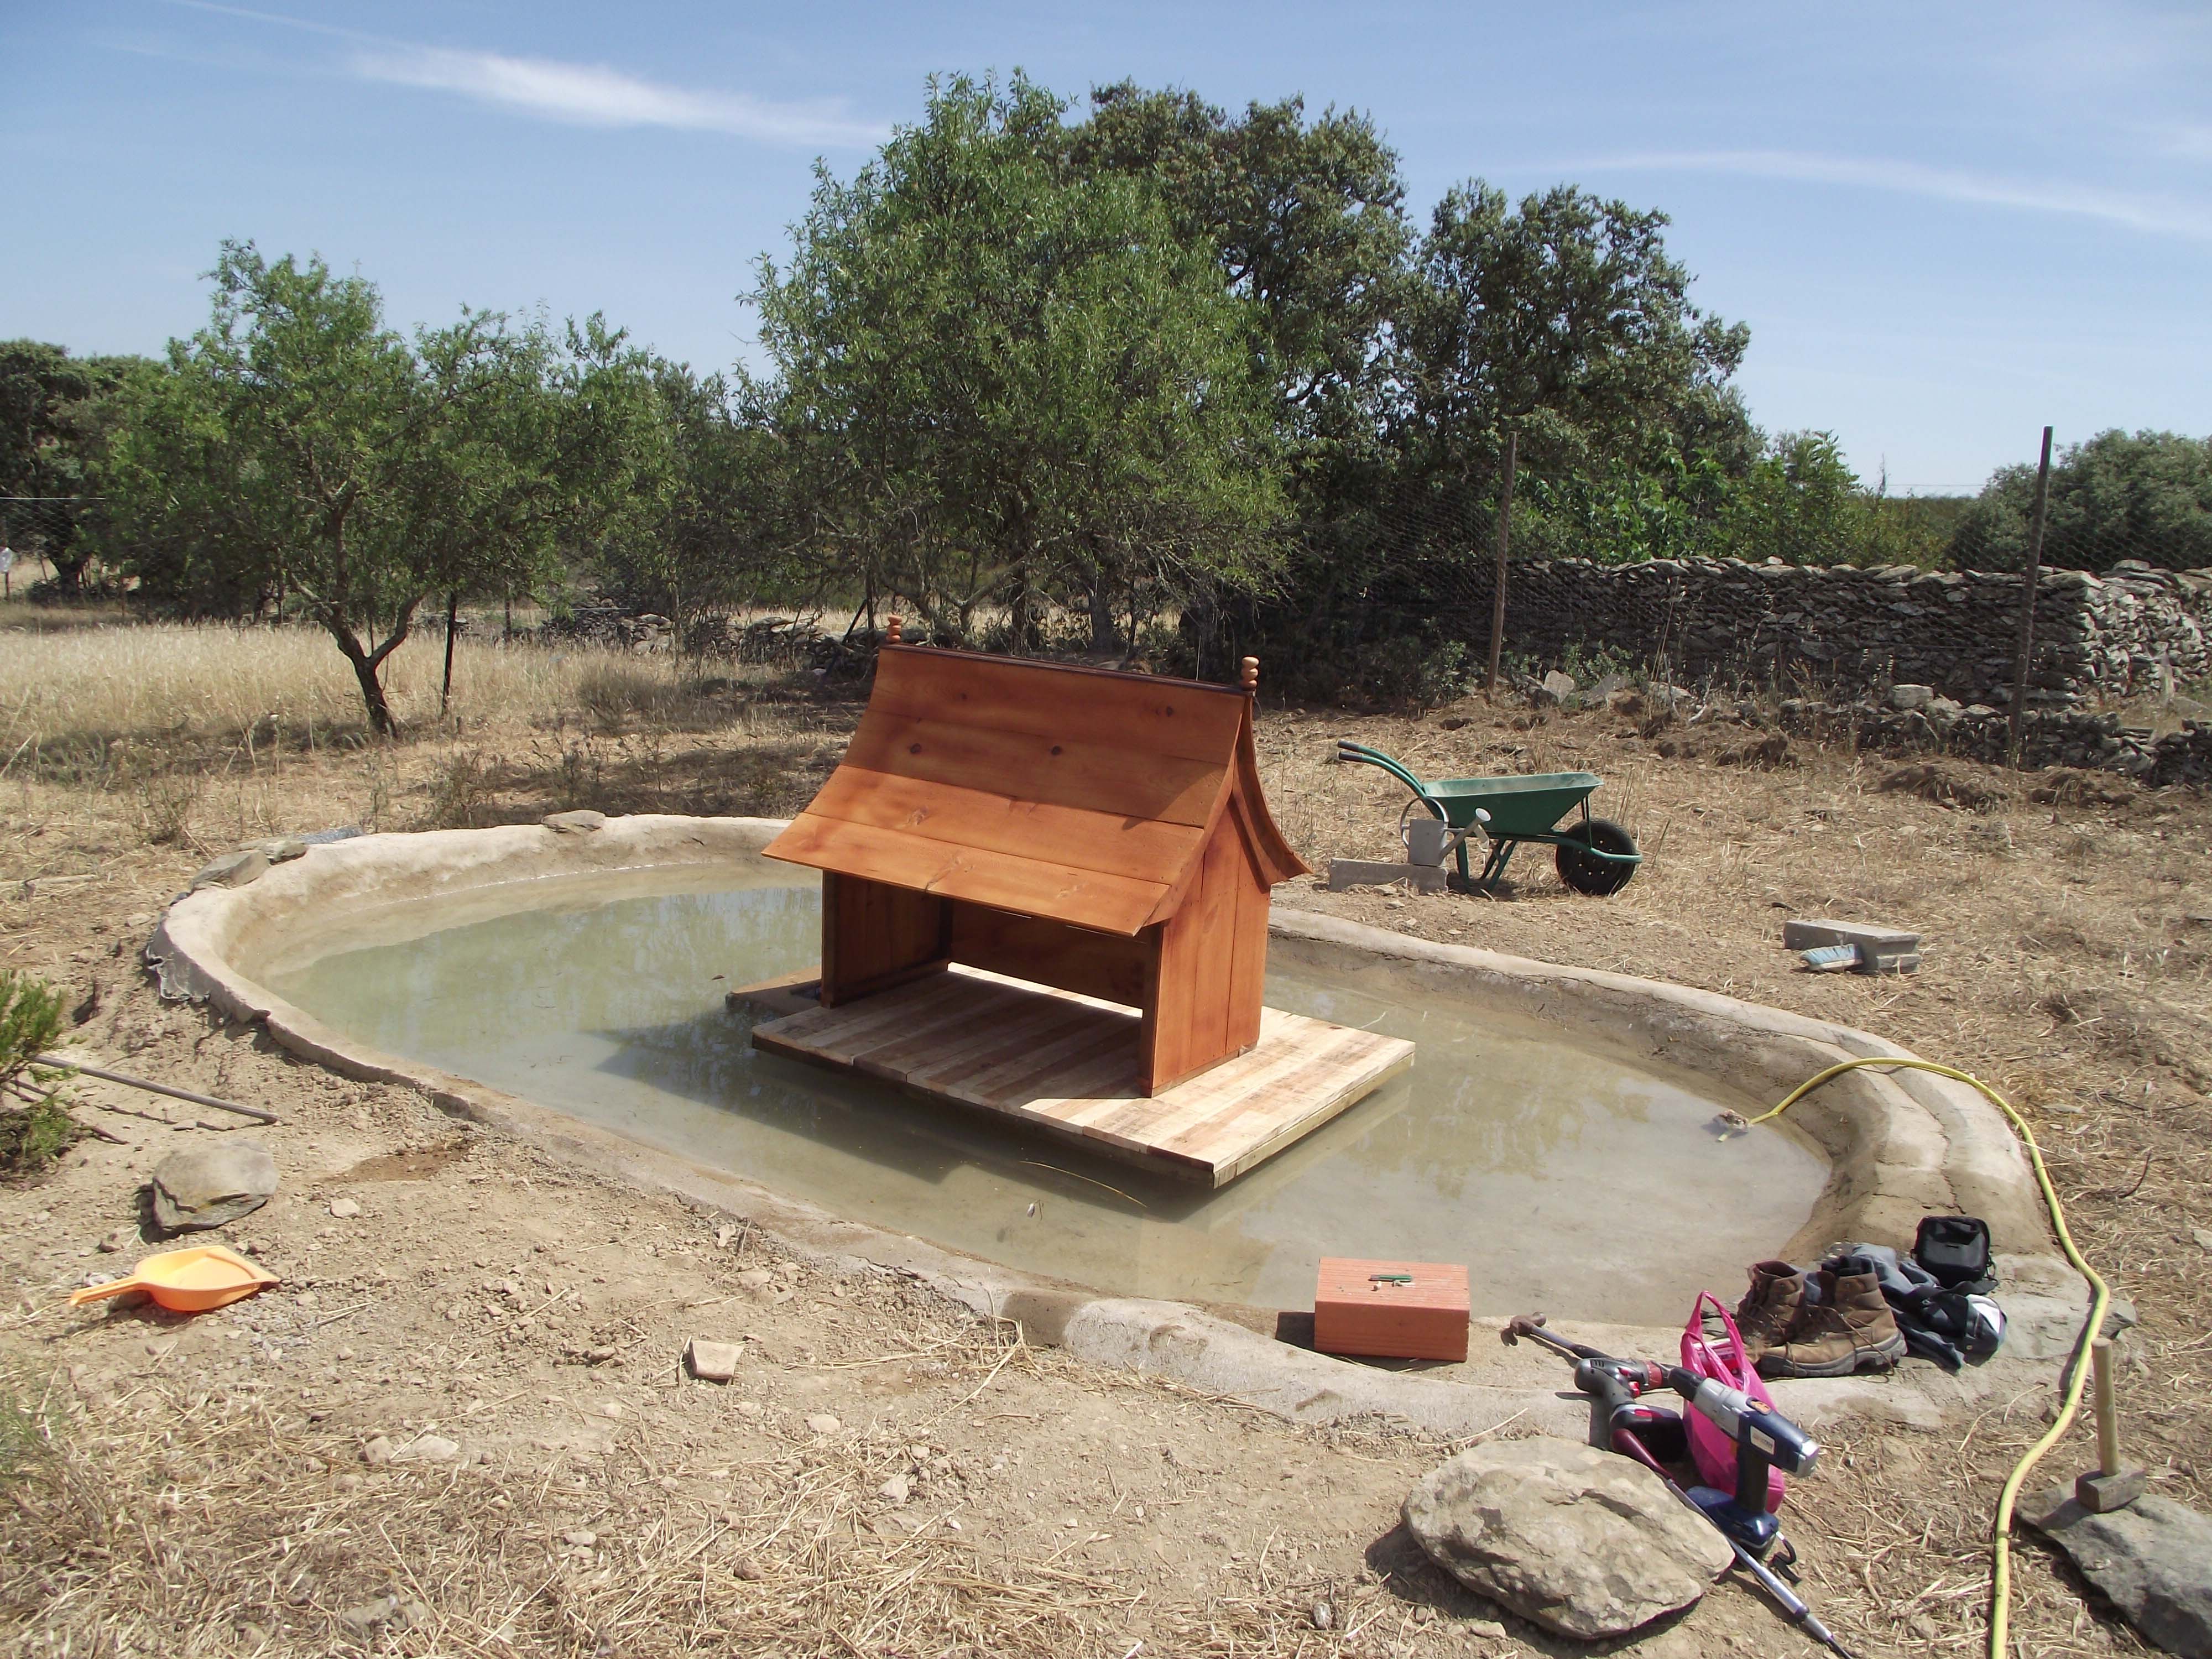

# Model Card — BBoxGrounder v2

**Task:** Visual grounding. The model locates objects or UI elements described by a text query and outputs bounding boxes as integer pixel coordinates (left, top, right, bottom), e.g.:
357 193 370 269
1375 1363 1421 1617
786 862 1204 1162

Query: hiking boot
1759 1257 1907 1379
1732 1260 1807 1364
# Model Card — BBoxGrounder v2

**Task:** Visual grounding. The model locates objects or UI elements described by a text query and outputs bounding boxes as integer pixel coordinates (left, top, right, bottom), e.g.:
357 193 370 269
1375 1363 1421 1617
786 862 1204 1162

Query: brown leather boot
1731 1260 1806 1364
1760 1257 1907 1378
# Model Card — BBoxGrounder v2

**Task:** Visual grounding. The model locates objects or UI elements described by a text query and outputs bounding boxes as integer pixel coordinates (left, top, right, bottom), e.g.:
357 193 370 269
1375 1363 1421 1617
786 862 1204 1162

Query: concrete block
1785 917 1921 974
1328 859 1448 894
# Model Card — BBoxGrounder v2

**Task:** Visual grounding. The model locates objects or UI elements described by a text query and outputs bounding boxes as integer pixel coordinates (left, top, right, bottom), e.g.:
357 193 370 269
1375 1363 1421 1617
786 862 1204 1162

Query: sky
4 1 2208 494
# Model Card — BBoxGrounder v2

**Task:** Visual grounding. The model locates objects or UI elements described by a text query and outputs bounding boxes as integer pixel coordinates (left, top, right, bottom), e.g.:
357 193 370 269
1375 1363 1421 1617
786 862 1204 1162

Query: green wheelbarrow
1335 738 1642 895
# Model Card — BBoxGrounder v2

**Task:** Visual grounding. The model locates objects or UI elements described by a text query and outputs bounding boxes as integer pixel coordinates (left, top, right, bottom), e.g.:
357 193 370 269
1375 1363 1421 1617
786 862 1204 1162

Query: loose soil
3 680 2208 1658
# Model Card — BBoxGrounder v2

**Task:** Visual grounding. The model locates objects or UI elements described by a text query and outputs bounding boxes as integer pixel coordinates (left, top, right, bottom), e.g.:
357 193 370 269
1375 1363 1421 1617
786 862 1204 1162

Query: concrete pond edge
143 813 2086 1441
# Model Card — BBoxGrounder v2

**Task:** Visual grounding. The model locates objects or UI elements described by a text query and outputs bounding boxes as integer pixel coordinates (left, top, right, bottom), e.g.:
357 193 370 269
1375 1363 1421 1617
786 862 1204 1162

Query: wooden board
739 965 1412 1188
1313 1258 1471 1362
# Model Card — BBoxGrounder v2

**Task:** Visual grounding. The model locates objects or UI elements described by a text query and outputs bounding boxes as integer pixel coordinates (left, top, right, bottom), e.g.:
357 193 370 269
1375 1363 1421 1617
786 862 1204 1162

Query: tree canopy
1950 429 2212 572
752 73 1283 653
101 242 665 732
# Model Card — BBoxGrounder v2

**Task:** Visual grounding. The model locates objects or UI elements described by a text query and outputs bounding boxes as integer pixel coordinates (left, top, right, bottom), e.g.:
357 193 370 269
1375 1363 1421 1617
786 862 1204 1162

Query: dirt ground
3 673 2209 1658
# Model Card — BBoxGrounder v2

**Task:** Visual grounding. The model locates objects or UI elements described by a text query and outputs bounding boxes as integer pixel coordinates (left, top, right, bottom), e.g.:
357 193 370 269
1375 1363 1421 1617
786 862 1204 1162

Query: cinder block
1314 1258 1469 1362
1785 917 1921 974
1327 859 1448 894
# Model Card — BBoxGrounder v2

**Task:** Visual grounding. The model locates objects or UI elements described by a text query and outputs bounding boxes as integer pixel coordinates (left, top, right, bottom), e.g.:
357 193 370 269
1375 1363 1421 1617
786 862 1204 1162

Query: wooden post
885 614 903 646
2092 1336 2120 1476
1485 429 1518 696
1240 656 1259 694
2006 426 2054 765
440 591 460 719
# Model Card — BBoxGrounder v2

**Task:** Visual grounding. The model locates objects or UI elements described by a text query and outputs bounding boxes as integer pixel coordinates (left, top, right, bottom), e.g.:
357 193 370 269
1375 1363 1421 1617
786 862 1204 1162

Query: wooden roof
764 645 1308 935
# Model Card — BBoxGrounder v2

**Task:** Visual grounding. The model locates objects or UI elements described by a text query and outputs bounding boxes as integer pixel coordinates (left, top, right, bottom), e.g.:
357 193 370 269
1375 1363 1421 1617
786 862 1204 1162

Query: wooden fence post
2006 426 2055 766
1485 429 1518 696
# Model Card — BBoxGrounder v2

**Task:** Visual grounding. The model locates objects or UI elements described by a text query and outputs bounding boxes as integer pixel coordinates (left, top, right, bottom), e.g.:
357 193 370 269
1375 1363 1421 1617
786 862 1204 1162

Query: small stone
600 1400 625 1420
189 848 270 891
361 1436 395 1465
1309 1600 1333 1631
542 810 608 834
257 836 309 863
397 1434 460 1464
687 1338 744 1383
735 1401 764 1418
735 1267 774 1290
98 1225 134 1254
335 1345 355 1361
562 1528 597 1548
149 1141 278 1232
1889 683 1934 711
2193 1228 2212 1254
804 1413 841 1436
328 1197 361 1219
878 1472 910 1505
335 1595 399 1638
733 1557 765 1581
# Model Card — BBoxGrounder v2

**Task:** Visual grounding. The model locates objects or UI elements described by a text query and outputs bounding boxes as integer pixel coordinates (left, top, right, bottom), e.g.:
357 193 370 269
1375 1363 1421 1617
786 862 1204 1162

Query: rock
734 1267 775 1290
149 1141 278 1232
804 1413 842 1436
97 1225 134 1254
1535 670 1577 706
256 837 308 863
1606 688 1645 717
2021 1485 2212 1658
878 1472 910 1505
542 810 607 834
562 1528 597 1548
1890 683 1934 711
327 1197 361 1219
188 848 270 891
361 1436 395 1465
687 1338 744 1383
336 1596 400 1639
1309 1601 1333 1631
1400 1436 1732 1640
2192 1229 2212 1254
396 1434 460 1464
599 1401 624 1420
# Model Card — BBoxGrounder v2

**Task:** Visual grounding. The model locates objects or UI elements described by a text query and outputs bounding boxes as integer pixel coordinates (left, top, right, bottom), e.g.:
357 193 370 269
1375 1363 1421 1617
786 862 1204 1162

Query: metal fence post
2006 425 2054 766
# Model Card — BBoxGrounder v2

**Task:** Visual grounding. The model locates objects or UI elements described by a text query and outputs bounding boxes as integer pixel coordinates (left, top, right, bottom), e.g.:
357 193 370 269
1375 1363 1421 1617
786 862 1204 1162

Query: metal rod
2091 1336 2120 1477
35 1054 278 1125
2006 425 2055 766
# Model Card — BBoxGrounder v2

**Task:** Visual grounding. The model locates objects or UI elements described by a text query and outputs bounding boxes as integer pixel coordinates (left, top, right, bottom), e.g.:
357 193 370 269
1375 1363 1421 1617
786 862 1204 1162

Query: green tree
102 243 659 733
751 73 1283 655
1951 429 2212 572
0 341 143 592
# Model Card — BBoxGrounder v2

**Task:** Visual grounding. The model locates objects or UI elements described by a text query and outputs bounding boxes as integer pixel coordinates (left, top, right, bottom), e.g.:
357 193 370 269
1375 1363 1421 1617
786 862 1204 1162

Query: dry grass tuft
1877 760 2009 811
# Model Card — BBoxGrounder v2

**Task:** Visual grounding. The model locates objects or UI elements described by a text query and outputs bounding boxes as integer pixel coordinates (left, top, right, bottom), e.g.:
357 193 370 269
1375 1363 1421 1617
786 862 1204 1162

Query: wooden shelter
742 623 1412 1185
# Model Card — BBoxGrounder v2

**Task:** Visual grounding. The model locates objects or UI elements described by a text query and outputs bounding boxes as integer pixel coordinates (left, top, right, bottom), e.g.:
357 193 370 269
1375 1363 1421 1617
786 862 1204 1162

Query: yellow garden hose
1747 1057 2110 1659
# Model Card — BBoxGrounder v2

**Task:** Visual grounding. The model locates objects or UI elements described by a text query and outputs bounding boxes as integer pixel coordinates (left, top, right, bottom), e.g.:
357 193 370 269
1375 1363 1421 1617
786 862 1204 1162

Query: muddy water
258 869 1824 1320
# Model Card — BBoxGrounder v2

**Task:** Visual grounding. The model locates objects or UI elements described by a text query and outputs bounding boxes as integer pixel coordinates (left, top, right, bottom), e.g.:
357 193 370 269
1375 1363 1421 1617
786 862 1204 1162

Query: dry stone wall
1470 557 2212 710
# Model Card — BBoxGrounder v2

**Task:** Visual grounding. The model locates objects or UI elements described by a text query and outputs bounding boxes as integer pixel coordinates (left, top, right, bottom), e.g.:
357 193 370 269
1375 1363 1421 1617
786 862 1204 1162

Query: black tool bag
1913 1215 1995 1295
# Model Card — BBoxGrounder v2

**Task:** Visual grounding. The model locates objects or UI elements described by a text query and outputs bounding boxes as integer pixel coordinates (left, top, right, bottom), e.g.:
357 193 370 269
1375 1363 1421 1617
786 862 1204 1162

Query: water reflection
264 875 1824 1319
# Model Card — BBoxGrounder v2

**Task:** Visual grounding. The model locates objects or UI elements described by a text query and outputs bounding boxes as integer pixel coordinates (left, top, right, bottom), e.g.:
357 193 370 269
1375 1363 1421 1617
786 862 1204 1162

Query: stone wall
1467 557 2212 709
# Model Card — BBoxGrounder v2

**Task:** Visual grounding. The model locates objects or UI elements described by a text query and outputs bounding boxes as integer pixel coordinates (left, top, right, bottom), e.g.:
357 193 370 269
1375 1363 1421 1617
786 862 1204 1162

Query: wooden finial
885 615 902 646
1240 656 1260 693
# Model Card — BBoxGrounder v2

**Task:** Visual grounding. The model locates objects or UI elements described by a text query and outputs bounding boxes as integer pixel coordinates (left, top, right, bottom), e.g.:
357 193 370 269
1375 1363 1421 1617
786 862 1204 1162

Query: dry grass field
2 609 2208 1658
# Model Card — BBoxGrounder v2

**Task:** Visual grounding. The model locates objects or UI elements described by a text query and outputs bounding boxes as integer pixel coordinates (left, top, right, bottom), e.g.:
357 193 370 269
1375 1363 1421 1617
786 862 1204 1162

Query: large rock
149 1140 278 1231
2021 1486 2212 1658
1401 1437 1732 1639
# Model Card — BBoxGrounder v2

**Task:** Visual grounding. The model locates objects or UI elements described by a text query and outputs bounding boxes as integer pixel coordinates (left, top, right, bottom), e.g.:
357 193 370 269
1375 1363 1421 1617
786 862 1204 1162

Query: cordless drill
1668 1367 1820 1556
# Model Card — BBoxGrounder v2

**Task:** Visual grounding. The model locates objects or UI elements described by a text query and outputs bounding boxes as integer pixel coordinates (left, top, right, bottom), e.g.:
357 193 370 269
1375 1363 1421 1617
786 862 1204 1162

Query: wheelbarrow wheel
1556 818 1639 896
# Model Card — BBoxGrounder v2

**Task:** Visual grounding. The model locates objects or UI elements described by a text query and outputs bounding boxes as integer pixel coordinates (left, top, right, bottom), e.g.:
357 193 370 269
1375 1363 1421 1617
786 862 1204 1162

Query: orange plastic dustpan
68 1244 278 1313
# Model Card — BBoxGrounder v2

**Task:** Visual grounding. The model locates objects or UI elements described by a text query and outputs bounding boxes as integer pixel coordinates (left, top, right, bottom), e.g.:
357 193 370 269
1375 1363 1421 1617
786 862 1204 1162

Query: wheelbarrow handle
1334 739 1435 805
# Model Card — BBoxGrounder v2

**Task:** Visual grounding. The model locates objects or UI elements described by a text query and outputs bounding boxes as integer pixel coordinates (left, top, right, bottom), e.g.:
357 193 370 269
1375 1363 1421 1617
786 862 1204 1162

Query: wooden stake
2006 425 2054 765
1485 429 1518 697
2092 1335 2120 1476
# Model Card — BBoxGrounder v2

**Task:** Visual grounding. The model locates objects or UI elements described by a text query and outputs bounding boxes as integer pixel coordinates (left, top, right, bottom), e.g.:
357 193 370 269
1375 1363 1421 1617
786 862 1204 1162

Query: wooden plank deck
737 966 1412 1187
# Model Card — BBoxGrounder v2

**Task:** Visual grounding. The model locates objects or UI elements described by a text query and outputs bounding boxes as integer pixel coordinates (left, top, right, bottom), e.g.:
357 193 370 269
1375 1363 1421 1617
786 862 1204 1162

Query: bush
0 971 75 1178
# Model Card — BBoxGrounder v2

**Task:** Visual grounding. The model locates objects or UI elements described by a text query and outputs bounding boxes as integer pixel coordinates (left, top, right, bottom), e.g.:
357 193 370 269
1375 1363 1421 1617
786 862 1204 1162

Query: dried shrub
2028 769 2136 808
1877 761 2007 811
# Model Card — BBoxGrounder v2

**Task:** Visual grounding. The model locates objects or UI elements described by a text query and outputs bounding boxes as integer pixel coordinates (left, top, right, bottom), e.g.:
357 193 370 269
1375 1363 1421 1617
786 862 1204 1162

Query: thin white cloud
156 1 886 150
1561 149 2212 243
351 43 888 149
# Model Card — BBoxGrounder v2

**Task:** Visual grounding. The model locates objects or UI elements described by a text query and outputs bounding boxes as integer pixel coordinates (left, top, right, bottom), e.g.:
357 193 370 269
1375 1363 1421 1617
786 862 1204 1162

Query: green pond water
257 867 1824 1319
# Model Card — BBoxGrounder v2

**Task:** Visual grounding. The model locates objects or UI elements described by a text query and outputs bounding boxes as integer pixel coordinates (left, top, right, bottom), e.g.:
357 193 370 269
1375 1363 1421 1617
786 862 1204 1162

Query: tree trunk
440 591 461 718
1088 572 1120 656
1484 429 1519 696
346 648 398 737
